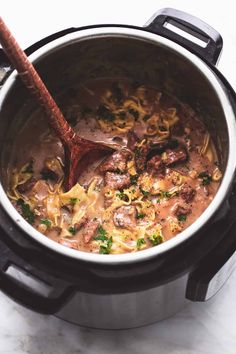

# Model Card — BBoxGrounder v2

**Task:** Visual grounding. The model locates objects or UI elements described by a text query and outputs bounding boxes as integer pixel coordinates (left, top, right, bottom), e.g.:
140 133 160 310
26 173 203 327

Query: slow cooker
0 8 236 329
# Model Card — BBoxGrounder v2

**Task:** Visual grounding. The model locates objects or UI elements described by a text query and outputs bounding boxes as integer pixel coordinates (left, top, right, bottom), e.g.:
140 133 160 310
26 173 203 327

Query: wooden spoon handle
0 17 74 145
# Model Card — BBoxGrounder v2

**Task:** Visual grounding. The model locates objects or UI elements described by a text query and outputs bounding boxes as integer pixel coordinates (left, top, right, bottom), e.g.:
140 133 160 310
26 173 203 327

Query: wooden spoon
0 17 115 190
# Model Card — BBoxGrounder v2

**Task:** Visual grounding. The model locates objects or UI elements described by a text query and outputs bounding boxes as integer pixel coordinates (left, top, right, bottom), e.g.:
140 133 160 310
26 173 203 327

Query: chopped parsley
22 160 34 173
136 213 145 219
94 225 108 241
70 198 78 206
137 238 146 250
97 104 115 121
177 214 187 222
40 169 56 181
68 226 77 235
155 190 174 199
134 147 141 158
17 199 35 224
198 172 212 186
160 190 171 198
128 108 139 120
94 226 112 254
130 174 138 185
140 188 150 197
148 233 163 246
99 236 113 254
40 219 51 227
116 191 126 200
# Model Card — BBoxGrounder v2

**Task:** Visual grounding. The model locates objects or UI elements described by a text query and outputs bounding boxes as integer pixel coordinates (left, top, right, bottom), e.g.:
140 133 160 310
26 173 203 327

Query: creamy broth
8 80 222 254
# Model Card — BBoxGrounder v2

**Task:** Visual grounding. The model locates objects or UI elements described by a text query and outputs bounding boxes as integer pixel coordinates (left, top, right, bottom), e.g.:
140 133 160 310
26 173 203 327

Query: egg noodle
8 82 221 254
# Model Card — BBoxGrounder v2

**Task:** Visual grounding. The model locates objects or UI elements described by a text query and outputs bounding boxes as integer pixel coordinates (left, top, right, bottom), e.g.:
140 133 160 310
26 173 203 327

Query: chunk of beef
163 146 188 166
134 143 149 172
149 139 178 154
104 172 131 189
174 204 191 218
58 239 78 249
17 177 37 193
147 155 165 177
74 216 88 230
127 131 139 151
81 219 100 243
99 149 131 173
180 184 196 203
113 205 137 229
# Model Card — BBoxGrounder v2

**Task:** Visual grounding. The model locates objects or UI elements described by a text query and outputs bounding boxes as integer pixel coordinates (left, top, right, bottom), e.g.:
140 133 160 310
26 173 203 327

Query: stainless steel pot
0 8 236 329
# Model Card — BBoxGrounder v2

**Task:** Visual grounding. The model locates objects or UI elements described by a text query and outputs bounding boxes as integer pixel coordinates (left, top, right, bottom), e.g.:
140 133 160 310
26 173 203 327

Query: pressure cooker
0 8 236 329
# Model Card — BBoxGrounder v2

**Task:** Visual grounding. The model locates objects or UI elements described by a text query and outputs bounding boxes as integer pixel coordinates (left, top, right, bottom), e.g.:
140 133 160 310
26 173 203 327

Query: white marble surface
1 0 236 353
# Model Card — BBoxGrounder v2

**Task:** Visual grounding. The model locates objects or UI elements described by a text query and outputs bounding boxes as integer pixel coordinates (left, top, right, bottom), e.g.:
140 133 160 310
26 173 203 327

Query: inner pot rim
0 26 235 265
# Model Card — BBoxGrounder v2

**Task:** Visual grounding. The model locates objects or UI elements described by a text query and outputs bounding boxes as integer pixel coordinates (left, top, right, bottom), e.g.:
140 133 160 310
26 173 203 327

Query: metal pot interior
0 29 232 263
0 33 228 187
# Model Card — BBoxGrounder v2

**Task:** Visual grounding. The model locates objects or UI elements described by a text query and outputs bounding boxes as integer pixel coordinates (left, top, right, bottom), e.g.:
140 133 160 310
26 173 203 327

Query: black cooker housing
0 8 236 314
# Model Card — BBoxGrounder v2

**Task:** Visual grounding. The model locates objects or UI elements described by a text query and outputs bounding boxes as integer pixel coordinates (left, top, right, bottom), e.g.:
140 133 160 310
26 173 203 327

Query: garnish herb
94 226 113 254
148 233 163 246
99 237 113 254
70 198 78 206
97 104 115 121
17 199 35 224
68 226 77 235
40 219 51 227
198 172 212 186
22 160 34 174
140 188 150 197
114 169 123 174
137 238 146 250
134 147 141 158
160 190 171 198
94 225 108 241
177 214 187 222
130 175 138 185
41 169 56 181
116 191 126 200
136 213 145 219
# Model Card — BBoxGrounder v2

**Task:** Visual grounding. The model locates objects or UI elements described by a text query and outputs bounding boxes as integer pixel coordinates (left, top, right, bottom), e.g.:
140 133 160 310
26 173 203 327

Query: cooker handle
186 191 236 301
144 8 223 65
0 234 74 314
